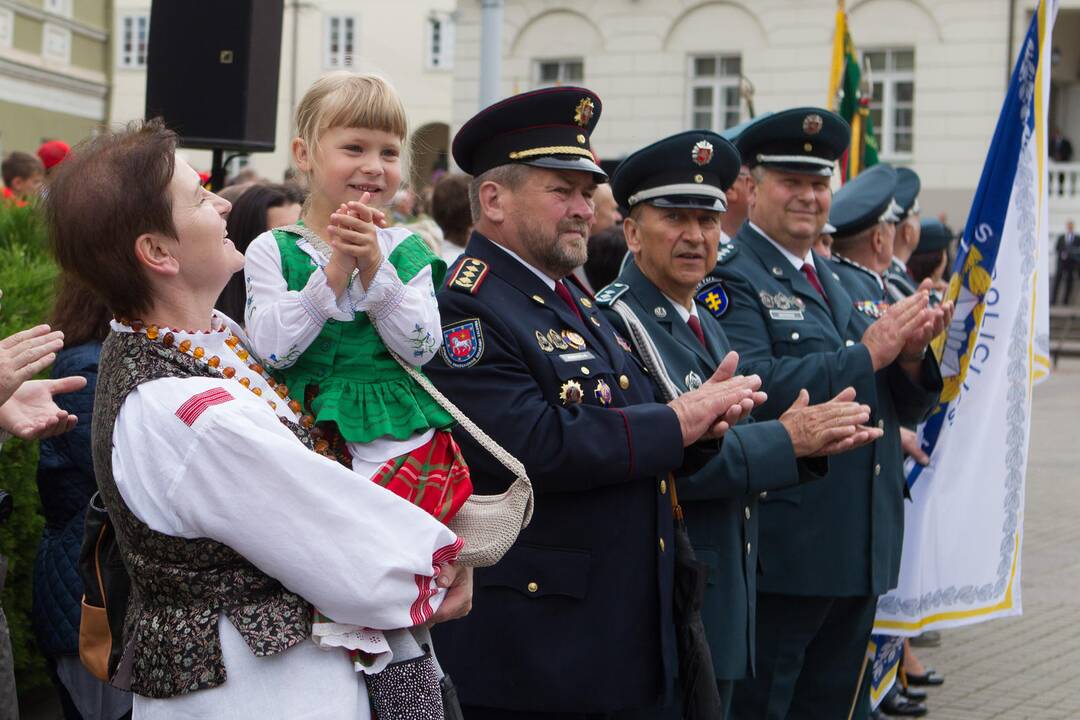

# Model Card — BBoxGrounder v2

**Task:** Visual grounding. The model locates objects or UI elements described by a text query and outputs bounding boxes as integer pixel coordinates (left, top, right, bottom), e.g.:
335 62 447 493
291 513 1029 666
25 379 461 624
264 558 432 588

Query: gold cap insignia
803 114 824 135
574 97 595 127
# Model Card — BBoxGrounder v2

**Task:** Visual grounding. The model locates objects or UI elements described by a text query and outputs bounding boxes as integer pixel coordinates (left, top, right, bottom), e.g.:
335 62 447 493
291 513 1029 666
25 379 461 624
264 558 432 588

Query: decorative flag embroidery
175 387 234 426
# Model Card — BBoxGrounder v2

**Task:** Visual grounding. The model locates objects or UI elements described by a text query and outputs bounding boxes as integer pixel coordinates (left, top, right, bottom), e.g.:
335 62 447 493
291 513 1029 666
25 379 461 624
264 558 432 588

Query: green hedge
0 200 59 693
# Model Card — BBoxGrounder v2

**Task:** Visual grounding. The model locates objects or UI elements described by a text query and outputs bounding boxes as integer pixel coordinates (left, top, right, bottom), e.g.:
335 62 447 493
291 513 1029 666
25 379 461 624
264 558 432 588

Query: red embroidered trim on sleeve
409 536 465 626
175 387 235 427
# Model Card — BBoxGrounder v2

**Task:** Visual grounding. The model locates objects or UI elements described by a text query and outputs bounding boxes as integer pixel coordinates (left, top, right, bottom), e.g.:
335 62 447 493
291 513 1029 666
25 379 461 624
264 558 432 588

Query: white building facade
451 0 1080 230
110 0 457 187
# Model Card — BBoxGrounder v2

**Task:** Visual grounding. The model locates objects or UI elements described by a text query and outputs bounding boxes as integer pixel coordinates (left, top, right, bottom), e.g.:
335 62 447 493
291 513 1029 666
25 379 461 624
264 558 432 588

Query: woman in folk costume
243 73 472 690
45 119 471 719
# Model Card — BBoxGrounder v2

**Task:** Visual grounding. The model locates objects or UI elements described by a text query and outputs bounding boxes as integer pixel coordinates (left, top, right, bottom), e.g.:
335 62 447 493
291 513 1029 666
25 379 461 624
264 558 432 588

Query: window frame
426 11 455 71
42 22 71 65
324 14 357 70
864 47 915 160
0 8 13 50
532 57 584 89
117 12 150 70
686 54 743 132
43 0 72 18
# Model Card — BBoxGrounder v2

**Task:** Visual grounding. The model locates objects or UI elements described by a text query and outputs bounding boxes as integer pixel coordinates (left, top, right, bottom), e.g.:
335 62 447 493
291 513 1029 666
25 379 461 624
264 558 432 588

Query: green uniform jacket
709 224 942 597
598 259 822 680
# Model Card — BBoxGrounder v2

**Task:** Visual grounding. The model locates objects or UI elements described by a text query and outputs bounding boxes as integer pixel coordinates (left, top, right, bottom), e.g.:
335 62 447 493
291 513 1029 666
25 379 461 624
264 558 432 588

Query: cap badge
803 114 824 135
574 97 595 127
692 140 714 166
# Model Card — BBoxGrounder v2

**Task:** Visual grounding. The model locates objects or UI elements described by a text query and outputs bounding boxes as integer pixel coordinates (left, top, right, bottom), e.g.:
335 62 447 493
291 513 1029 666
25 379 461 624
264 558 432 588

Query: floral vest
271 226 452 442
91 330 311 698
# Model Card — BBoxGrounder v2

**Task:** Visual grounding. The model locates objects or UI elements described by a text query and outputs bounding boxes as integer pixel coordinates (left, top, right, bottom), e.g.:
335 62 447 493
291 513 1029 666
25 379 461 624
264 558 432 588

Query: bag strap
369 318 529 483
89 492 110 610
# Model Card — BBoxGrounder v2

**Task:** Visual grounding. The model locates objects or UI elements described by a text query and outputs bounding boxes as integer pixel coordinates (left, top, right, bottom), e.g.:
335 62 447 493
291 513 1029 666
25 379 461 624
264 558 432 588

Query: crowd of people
0 69 975 720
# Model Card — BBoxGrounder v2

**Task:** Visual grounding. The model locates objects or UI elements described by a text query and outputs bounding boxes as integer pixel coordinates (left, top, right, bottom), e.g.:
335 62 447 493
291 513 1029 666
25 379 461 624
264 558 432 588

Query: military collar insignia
685 371 703 390
653 306 668 319
692 139 714 166
574 97 595 127
594 282 629 307
715 241 739 265
531 294 546 305
696 279 729 319
440 319 484 368
448 257 489 294
771 265 785 277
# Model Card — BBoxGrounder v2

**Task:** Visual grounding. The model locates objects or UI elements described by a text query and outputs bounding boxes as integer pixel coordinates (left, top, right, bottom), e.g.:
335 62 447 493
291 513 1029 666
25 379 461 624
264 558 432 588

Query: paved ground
915 357 1080 719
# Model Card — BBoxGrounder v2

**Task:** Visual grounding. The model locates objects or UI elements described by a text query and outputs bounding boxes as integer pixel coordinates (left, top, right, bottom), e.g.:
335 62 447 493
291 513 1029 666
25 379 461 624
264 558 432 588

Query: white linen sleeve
112 377 461 630
244 231 352 369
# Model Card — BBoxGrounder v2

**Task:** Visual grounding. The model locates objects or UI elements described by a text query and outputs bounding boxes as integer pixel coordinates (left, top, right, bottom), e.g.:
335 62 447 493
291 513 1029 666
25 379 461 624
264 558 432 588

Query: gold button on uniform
619 375 630 390
744 506 751 520
791 332 800 340
874 464 881 477
659 538 666 552
660 479 667 494
527 582 539 593
581 366 591 375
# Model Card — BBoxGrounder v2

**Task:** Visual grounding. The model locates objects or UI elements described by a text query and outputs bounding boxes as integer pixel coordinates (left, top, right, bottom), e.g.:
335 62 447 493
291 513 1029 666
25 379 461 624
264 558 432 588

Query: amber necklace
115 318 315 430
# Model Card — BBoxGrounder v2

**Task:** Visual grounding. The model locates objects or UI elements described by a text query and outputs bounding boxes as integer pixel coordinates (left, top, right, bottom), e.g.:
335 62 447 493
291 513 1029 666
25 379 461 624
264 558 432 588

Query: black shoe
909 631 941 648
906 668 945 687
900 686 927 702
879 687 928 717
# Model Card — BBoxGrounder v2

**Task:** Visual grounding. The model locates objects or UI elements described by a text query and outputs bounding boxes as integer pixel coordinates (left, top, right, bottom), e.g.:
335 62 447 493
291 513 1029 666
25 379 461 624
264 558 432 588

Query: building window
533 58 583 88
119 13 149 69
426 12 455 70
42 23 71 64
0 9 13 49
44 0 72 18
325 15 356 69
687 55 743 131
865 48 914 157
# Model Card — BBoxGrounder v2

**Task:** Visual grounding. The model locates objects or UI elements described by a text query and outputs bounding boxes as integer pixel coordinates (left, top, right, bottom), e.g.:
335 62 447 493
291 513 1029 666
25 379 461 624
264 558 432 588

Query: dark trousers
729 593 877 720
461 704 675 720
1052 263 1076 305
717 679 734 718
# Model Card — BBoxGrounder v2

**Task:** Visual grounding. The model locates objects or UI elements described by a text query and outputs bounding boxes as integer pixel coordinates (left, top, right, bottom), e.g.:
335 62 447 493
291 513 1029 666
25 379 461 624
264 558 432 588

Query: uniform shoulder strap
594 282 630 307
447 257 490 295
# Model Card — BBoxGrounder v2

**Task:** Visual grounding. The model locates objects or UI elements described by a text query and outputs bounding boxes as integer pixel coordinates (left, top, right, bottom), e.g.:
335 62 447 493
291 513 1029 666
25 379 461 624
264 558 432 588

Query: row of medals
537 327 613 407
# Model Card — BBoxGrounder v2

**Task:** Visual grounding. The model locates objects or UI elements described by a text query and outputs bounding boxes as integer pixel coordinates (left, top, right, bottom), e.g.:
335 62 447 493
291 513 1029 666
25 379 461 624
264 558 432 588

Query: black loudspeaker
145 0 284 152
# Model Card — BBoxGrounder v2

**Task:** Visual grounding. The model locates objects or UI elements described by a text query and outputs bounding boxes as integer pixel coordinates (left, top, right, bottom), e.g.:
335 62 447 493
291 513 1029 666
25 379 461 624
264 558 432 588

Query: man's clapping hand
778 387 883 457
668 351 767 445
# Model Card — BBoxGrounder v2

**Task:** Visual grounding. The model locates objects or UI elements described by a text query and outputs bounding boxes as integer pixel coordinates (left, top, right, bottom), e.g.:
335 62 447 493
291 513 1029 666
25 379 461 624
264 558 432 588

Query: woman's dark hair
45 119 177 319
585 224 628 291
50 273 111 347
215 183 305 322
908 248 949 284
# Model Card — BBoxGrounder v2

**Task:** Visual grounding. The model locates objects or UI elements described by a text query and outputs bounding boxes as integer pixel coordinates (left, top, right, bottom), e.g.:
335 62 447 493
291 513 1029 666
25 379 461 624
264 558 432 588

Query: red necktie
686 314 706 348
801 262 830 307
554 280 584 323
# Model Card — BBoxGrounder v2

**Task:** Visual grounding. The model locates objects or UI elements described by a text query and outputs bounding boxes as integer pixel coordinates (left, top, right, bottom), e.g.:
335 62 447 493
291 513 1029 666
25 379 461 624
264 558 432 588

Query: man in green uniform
710 108 951 719
885 167 922 302
595 129 883 716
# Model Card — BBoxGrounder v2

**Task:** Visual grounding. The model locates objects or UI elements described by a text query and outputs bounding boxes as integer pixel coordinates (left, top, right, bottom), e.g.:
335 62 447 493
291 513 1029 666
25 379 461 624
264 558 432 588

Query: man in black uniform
596 129 883 717
708 108 950 719
426 87 762 718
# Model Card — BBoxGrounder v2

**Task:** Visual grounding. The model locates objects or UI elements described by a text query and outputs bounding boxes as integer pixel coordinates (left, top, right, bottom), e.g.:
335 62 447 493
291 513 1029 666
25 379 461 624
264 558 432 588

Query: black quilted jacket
32 341 100 657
